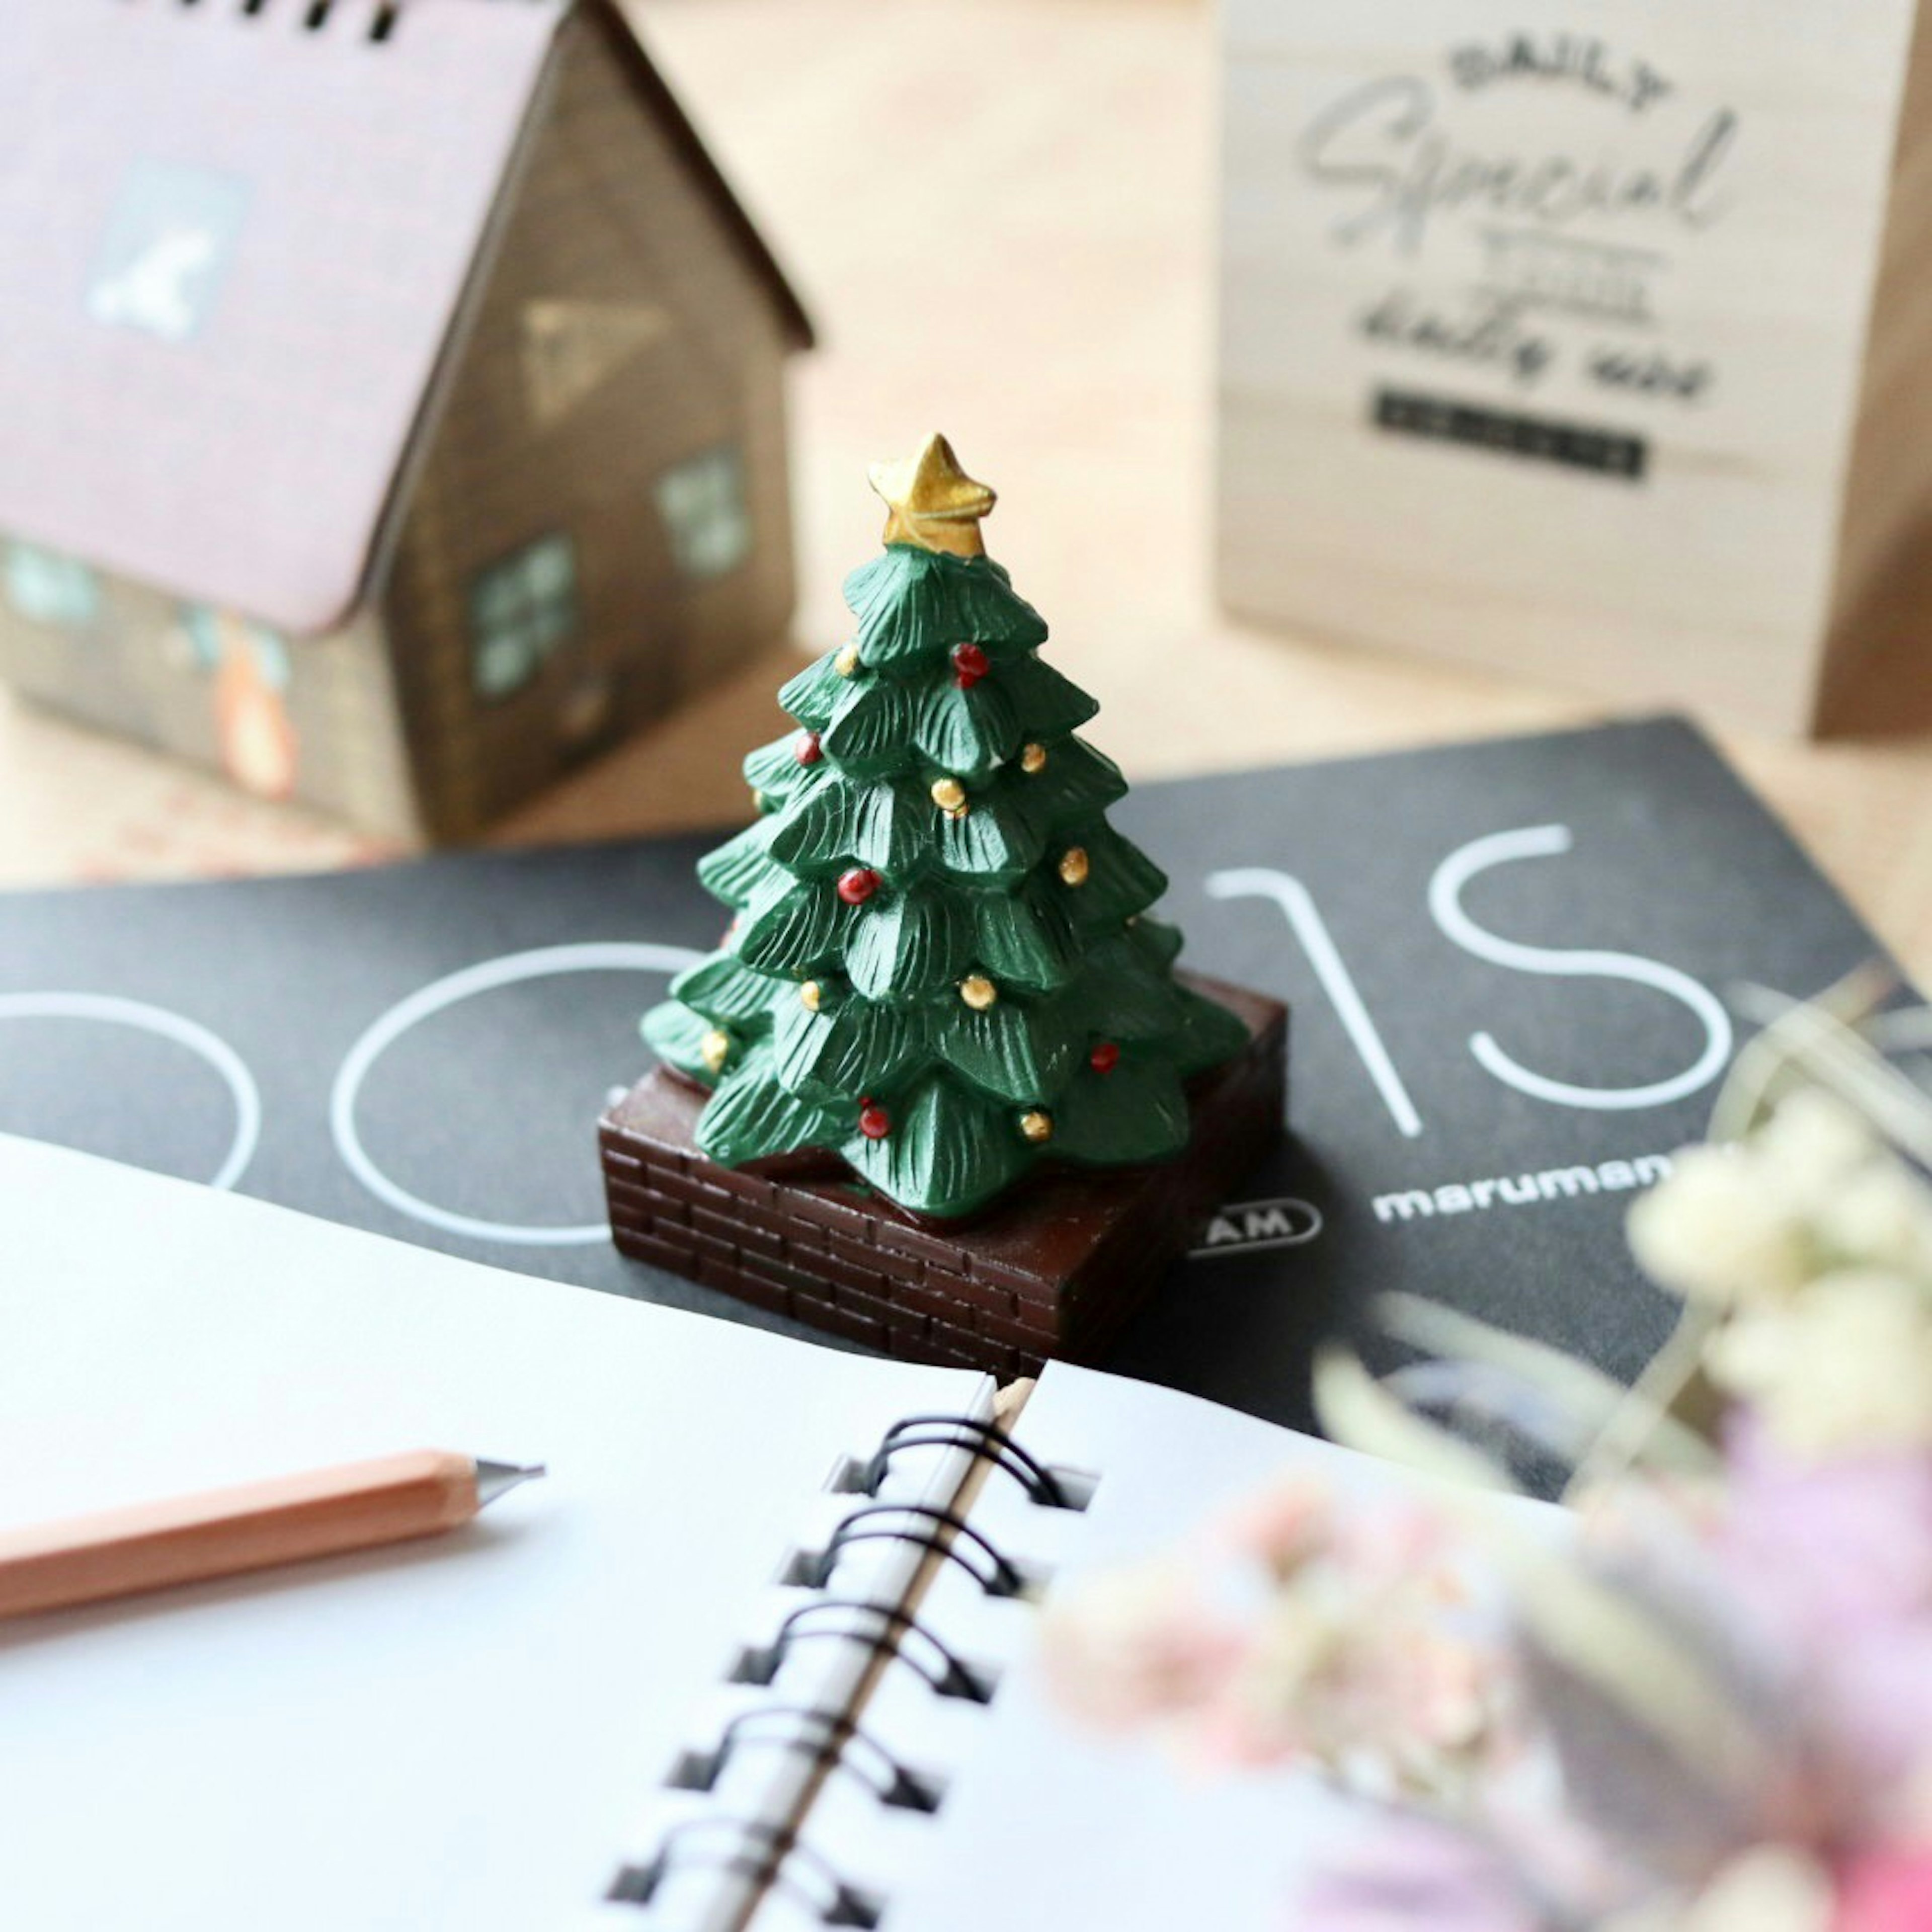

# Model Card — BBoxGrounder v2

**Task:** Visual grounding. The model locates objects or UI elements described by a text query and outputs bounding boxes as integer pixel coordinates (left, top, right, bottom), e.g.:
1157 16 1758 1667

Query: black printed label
1373 388 1647 479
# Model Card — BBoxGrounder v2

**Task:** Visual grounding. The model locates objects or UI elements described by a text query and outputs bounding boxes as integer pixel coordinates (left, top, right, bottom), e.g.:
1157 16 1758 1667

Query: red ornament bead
858 1101 891 1140
794 730 823 766
952 642 990 689
836 866 881 906
1089 1041 1121 1074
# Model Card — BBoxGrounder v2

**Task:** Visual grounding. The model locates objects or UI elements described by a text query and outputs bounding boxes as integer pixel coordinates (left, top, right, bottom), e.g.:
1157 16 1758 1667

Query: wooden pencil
0 1449 543 1620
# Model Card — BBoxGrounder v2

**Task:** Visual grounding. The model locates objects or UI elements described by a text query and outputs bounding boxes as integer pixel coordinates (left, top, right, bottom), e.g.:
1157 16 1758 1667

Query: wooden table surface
3 0 1928 978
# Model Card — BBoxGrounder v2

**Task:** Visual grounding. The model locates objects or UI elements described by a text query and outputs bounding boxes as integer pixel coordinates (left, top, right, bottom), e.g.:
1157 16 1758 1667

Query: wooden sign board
1218 3 1932 733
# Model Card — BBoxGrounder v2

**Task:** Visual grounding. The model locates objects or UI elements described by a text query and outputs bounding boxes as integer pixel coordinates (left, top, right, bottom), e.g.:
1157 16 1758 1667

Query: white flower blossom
1707 1269 1932 1455
1629 1081 1932 1453
1677 1846 1835 1932
1627 1147 1813 1306
1814 1162 1932 1277
1595 1846 1835 1932
1754 1089 1879 1210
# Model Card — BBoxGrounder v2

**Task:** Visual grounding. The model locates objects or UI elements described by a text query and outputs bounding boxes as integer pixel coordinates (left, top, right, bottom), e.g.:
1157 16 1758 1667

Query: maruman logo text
1374 1153 1673 1225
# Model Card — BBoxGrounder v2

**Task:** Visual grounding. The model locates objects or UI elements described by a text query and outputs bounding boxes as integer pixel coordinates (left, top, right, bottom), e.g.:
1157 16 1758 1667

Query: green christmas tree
643 434 1247 1219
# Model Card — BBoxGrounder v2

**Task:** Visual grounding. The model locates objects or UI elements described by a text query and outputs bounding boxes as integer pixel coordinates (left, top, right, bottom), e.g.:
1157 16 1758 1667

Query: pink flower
1048 1480 1508 1793
1217 1479 1329 1578
1715 1422 1932 1821
1039 1564 1249 1732
1297 1817 1559 1931
1833 1845 1932 1932
1720 1421 1932 1634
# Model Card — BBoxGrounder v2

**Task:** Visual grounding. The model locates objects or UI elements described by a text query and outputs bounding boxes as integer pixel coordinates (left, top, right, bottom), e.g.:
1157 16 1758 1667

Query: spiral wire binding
609 1817 881 1929
860 1413 1069 1507
611 1412 1081 1924
741 1597 993 1704
680 1705 941 1814
797 1502 1027 1599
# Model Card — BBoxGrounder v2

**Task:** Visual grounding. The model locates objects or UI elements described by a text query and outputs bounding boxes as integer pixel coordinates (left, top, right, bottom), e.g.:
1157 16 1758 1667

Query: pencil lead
473 1461 546 1508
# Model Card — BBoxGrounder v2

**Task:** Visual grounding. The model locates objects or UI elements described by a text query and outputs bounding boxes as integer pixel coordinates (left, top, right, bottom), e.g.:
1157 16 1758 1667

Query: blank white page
0 1135 989 1931
865 1364 1550 1932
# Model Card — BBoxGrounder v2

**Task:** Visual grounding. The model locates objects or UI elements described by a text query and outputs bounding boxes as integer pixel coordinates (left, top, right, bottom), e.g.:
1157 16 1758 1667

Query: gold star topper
868 433 996 557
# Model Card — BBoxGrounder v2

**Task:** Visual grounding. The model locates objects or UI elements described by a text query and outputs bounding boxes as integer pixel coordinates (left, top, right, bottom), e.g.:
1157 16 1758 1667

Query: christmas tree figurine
603 436 1285 1372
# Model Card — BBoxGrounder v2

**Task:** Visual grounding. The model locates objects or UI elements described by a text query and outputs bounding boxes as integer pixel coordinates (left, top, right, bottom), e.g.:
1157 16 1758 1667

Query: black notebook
0 715 1896 1429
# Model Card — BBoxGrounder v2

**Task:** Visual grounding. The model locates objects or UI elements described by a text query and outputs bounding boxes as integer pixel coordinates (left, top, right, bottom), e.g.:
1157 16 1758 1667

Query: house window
174 606 289 685
179 604 223 672
467 534 580 701
5 544 99 629
656 444 752 581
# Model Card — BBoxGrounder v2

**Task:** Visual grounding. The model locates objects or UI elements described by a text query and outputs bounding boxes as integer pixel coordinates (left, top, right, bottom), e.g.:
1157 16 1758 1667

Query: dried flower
1037 1560 1245 1734
1628 1089 1932 1314
1715 1425 1932 1826
1629 1080 1932 1456
1832 1844 1932 1932
1708 1271 1932 1456
1755 1089 1884 1207
1297 1817 1560 1931
1815 1165 1932 1279
1671 1846 1835 1932
1627 1147 1814 1307
1047 1484 1506 1798
1052 1010 1932 1932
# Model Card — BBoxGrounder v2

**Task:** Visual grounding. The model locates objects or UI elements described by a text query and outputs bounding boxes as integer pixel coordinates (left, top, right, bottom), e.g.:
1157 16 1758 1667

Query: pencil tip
473 1460 547 1508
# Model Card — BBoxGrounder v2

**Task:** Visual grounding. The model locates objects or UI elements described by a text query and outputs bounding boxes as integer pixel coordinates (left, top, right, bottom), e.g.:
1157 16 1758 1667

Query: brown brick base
599 974 1287 1378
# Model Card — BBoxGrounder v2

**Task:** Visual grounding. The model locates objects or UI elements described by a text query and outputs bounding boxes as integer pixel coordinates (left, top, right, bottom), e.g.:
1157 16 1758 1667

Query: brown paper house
0 0 813 840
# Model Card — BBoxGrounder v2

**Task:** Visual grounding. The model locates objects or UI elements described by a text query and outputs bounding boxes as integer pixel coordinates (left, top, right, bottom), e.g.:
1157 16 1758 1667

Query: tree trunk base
598 974 1288 1378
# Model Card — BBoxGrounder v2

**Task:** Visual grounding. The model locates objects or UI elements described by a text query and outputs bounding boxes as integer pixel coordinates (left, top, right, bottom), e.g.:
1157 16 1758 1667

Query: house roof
0 0 812 638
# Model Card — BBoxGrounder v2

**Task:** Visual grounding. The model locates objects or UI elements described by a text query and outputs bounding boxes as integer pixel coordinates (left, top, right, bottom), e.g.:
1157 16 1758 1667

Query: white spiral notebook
1 1134 1433 1931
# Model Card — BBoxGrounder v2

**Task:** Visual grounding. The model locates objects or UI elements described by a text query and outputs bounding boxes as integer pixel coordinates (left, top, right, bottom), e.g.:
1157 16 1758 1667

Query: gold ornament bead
930 775 968 814
699 1028 732 1075
799 980 823 1013
835 641 861 677
1020 742 1048 774
1058 845 1090 887
1019 1109 1053 1145
959 973 998 1011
